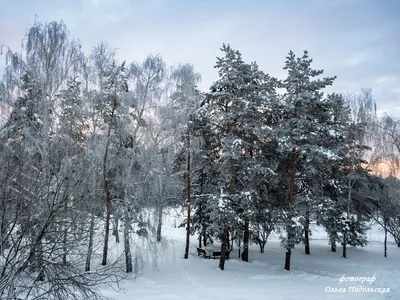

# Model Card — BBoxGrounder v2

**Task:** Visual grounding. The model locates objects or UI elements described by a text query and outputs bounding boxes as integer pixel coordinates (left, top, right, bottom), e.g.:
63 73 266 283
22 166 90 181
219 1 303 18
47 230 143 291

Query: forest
1 20 400 300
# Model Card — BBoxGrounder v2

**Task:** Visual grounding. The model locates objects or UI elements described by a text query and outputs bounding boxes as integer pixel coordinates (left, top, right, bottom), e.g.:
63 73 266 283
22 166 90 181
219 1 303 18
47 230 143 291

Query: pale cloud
341 52 375 67
374 77 398 85
391 88 400 94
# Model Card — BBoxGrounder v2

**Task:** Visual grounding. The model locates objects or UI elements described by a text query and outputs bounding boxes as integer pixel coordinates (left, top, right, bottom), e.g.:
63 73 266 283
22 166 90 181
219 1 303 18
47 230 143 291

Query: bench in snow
197 247 210 258
210 250 230 259
197 247 230 259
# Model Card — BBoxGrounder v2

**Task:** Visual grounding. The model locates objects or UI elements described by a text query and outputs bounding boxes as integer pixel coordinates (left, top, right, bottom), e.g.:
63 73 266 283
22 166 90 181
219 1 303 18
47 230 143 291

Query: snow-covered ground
100 210 400 300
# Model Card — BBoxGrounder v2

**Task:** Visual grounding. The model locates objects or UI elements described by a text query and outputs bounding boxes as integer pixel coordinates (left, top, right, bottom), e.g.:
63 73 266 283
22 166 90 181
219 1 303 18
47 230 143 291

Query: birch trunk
85 210 95 272
124 204 132 273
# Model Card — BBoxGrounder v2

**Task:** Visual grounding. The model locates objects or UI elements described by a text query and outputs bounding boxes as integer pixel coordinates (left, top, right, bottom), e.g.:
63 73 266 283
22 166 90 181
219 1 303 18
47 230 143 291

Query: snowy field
100 210 400 300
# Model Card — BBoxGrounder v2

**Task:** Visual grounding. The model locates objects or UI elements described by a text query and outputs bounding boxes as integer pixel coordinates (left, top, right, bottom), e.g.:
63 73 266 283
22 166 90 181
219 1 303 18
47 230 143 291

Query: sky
0 0 399 116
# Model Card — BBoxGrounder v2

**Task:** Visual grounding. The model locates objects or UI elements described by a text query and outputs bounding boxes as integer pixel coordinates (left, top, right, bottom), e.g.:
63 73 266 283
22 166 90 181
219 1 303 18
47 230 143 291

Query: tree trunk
242 218 249 262
62 223 68 265
230 232 234 253
0 207 7 256
202 224 207 247
304 210 310 255
62 198 69 265
285 147 297 271
289 148 297 206
102 137 111 266
259 240 266 253
284 248 291 271
85 175 97 272
197 203 202 248
85 211 95 272
158 150 167 243
124 205 132 273
384 217 387 258
343 150 353 259
37 242 45 281
156 206 163 242
184 140 191 259
112 213 120 243
330 233 337 252
219 224 229 270
238 238 241 259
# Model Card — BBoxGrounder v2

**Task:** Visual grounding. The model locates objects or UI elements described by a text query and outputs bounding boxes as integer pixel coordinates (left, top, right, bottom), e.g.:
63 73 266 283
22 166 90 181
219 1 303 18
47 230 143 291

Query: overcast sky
0 0 399 116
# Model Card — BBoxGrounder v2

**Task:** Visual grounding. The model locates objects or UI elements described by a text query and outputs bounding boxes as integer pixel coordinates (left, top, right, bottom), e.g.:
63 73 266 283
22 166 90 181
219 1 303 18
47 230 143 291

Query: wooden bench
210 250 230 259
197 247 230 259
197 247 211 259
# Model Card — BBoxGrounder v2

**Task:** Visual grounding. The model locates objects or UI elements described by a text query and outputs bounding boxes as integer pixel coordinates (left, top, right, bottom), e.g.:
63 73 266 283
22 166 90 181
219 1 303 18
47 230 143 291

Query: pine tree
277 50 347 269
202 44 279 266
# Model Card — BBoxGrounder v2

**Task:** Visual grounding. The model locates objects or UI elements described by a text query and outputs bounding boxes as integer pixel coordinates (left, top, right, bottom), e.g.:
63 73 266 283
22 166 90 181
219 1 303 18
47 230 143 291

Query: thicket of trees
1 20 400 298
